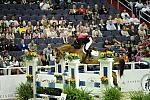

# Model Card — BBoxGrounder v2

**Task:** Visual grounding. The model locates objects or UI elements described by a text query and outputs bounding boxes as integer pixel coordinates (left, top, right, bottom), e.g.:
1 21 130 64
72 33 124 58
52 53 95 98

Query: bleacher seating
0 0 149 62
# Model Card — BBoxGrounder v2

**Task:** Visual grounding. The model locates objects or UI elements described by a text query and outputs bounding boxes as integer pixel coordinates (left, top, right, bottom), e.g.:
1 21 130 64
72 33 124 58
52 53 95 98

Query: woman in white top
10 56 19 67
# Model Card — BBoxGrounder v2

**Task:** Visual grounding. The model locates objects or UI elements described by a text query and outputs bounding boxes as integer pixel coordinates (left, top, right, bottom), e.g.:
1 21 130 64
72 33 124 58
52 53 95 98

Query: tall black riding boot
85 49 92 58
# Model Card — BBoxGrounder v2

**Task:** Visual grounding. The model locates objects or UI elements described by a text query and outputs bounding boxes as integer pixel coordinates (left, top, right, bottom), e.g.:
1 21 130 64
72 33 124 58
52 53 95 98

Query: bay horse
53 44 125 86
54 44 100 64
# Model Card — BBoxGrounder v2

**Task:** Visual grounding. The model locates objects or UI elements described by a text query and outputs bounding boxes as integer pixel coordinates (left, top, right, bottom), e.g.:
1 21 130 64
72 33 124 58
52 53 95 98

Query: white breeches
85 37 92 50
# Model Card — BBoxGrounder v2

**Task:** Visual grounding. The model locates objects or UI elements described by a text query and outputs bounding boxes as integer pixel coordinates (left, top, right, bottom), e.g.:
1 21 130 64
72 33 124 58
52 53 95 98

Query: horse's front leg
80 55 86 63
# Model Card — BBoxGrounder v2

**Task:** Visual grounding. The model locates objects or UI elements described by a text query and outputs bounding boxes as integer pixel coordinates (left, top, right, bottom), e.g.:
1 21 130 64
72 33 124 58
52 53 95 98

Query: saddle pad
91 50 99 57
82 46 99 57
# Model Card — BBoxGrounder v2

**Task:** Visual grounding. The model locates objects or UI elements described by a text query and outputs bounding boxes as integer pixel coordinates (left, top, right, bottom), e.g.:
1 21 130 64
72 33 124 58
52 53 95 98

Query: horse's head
53 48 64 64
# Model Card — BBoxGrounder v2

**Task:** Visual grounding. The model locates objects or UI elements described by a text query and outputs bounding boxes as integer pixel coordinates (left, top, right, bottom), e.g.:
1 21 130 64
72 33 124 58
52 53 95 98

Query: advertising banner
0 75 26 99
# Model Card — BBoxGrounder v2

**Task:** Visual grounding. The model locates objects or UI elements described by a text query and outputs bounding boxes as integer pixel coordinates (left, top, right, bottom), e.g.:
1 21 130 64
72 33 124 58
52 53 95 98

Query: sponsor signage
120 69 150 92
0 75 26 99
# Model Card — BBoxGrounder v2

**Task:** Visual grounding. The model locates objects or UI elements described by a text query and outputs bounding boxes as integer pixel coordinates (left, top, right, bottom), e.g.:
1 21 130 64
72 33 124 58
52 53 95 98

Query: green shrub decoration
36 87 62 96
16 82 33 100
102 87 122 100
64 87 93 100
54 74 63 83
130 91 150 100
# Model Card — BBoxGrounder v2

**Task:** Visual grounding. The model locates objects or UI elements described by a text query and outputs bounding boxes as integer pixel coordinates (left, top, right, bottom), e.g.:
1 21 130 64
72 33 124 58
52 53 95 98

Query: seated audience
106 20 116 31
17 39 28 51
69 4 77 15
121 9 130 19
39 0 51 10
77 5 86 15
28 40 37 52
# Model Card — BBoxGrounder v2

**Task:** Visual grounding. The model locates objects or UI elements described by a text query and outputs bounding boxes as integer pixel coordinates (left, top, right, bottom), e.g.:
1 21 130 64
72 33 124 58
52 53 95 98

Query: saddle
71 40 81 49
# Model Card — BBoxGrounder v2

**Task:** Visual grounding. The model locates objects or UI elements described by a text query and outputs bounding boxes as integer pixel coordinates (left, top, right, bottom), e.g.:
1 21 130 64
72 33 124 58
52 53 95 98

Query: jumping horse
53 44 125 86
54 44 100 64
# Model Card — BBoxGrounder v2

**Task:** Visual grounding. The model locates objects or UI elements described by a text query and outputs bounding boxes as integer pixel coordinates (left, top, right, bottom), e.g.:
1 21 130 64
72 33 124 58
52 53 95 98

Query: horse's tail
119 59 125 77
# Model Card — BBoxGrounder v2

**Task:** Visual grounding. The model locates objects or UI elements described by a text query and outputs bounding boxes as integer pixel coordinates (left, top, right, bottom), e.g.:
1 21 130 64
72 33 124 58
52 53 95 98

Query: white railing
0 66 26 75
139 10 150 23
118 0 132 11
112 0 150 26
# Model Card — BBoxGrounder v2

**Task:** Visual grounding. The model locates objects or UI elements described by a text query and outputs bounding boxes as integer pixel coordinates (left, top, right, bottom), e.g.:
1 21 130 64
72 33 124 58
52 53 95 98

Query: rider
75 33 93 58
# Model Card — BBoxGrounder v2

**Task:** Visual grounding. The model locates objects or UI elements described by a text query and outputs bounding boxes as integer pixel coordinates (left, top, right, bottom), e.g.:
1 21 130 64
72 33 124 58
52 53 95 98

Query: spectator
90 20 97 30
9 16 18 27
112 37 121 45
49 26 58 38
34 21 41 31
0 56 4 68
92 12 100 21
115 20 123 31
28 40 37 52
121 26 130 37
9 40 19 51
32 29 40 39
60 27 68 44
59 16 66 26
122 15 130 25
76 21 84 35
17 39 28 51
69 4 77 15
45 44 53 65
98 19 106 30
106 20 116 31
6 27 15 40
10 56 19 67
1 16 9 32
21 0 26 4
114 14 123 24
59 19 67 30
101 4 108 14
44 25 51 38
17 17 26 28
103 39 111 49
49 16 58 26
77 5 86 15
26 21 33 32
51 22 59 30
121 9 130 19
23 29 32 39
41 15 48 27
2 50 11 62
92 4 101 14
135 1 144 9
138 27 146 39
138 22 147 30
84 5 92 20
129 14 140 25
2 57 10 67
110 43 120 52
92 27 102 37
40 0 51 10
83 22 90 33
10 22 17 34
128 25 137 36
33 21 44 38
67 25 73 37
40 49 48 66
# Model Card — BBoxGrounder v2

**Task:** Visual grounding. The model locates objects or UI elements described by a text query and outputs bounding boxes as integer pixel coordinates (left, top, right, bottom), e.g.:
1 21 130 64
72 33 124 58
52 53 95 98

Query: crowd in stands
127 0 150 22
0 0 149 71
